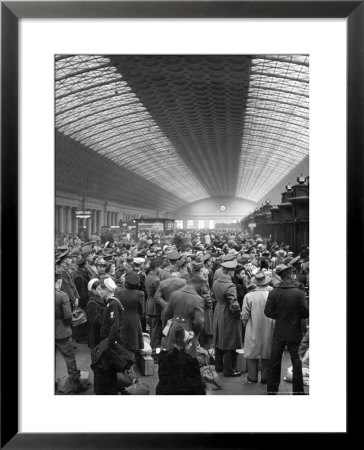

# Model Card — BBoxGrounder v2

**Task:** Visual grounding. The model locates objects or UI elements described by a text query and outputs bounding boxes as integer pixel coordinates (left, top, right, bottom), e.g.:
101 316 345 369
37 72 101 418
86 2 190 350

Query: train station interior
56 55 308 241
55 54 309 396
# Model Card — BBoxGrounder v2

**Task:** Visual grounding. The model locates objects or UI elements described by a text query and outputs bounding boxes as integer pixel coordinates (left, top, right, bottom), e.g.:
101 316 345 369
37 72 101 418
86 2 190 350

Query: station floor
56 340 309 395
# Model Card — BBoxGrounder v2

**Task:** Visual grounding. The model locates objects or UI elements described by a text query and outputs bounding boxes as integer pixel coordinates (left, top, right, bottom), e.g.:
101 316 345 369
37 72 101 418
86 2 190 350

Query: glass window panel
236 55 309 201
55 55 209 204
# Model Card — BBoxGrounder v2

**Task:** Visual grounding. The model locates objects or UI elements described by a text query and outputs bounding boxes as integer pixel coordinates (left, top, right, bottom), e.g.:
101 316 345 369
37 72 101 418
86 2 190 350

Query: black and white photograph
54 54 309 396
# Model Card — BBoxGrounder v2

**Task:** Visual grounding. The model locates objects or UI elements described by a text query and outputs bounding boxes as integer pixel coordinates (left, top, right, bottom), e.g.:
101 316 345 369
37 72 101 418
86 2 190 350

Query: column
55 206 59 234
115 212 119 227
87 217 92 240
59 206 65 234
72 208 78 235
66 207 72 233
92 210 97 234
96 210 101 232
100 209 105 229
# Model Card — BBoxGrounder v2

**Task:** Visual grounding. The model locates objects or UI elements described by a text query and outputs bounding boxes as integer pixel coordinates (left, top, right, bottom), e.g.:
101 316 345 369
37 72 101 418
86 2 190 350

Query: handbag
117 368 137 390
196 345 210 368
71 307 87 327
200 365 222 390
125 379 150 395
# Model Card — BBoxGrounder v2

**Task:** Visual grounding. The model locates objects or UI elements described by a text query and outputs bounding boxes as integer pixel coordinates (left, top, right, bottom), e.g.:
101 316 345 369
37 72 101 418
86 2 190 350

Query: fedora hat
253 271 271 286
275 264 293 275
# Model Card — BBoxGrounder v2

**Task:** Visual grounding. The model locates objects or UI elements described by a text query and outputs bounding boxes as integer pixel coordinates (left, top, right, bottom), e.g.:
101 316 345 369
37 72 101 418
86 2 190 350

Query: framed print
1 0 360 447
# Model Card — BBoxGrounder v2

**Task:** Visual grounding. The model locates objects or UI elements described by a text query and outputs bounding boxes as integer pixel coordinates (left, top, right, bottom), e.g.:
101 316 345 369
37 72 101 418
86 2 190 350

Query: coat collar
217 273 232 283
182 284 198 295
278 280 296 288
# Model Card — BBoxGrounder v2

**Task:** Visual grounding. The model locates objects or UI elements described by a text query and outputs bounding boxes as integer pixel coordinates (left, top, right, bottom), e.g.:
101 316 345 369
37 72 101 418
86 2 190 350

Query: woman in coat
86 278 106 349
156 326 205 395
241 271 275 384
115 271 144 355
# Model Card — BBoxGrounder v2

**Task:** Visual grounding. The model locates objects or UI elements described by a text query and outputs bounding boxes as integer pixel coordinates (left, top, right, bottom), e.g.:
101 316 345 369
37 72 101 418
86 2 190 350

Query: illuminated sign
75 210 91 219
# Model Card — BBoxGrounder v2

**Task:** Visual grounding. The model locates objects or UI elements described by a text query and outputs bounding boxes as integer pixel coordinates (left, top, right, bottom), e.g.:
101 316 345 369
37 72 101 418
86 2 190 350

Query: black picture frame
1 1 359 447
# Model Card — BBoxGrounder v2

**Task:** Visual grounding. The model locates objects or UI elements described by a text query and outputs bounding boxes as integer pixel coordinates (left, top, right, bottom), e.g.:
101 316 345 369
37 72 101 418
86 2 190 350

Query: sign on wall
75 210 91 219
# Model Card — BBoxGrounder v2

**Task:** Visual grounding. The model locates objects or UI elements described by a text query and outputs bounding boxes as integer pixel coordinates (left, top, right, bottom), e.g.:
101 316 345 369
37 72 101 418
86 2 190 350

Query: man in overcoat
145 258 163 352
155 270 187 311
264 265 309 394
160 251 181 281
162 276 205 358
212 260 243 377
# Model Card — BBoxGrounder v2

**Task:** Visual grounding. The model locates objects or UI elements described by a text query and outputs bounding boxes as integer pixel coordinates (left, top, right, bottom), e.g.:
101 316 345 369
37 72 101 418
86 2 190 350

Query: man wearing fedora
264 265 309 394
241 271 274 384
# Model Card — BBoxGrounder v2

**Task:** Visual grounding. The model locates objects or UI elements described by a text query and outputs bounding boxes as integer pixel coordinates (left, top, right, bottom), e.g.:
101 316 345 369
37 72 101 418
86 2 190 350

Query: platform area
56 341 309 395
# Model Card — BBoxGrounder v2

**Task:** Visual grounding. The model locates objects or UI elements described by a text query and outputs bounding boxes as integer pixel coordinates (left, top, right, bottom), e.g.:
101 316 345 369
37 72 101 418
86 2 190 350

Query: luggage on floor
140 333 153 356
56 376 73 394
200 365 222 390
283 366 309 386
236 349 248 373
117 368 138 390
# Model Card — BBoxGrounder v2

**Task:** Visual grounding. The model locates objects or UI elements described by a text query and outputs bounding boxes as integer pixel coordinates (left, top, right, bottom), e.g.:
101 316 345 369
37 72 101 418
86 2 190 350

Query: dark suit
264 280 309 394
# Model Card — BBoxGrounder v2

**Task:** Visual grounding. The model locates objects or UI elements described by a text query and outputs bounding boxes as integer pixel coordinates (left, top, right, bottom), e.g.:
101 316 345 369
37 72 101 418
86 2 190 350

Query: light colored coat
242 287 275 359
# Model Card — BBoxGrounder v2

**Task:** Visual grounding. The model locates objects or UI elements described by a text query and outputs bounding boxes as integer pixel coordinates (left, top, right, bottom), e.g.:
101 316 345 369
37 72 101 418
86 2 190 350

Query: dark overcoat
162 285 204 357
74 268 89 309
145 273 161 316
86 293 106 348
264 280 309 342
212 274 242 350
155 277 187 310
116 288 144 352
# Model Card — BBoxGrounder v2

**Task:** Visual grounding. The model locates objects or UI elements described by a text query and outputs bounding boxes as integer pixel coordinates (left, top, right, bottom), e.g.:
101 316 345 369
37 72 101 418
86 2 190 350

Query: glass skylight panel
55 55 209 203
236 55 309 201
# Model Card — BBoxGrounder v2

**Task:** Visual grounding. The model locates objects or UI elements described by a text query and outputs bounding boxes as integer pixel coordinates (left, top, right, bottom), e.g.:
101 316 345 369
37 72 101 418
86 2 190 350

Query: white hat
87 278 100 292
133 257 145 265
104 277 117 292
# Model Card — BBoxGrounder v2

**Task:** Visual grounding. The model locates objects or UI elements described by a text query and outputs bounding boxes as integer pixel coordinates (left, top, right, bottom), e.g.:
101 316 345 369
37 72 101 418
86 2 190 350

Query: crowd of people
55 228 309 395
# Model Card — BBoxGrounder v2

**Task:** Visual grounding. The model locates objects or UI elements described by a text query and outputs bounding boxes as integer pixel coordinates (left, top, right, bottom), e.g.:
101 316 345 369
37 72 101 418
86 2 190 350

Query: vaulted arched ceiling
55 54 308 212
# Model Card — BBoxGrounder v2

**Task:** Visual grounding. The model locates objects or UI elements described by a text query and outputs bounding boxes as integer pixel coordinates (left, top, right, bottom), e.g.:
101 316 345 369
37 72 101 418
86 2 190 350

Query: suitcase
236 349 248 373
137 354 155 376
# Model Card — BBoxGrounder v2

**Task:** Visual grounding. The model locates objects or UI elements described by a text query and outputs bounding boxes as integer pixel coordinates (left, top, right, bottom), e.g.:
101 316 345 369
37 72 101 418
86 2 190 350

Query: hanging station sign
75 210 91 219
